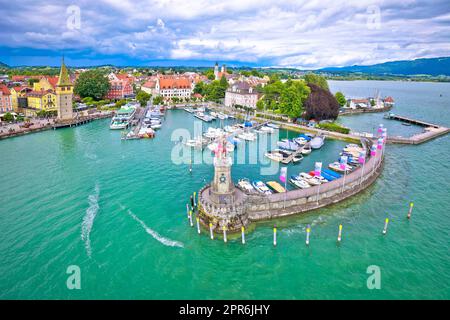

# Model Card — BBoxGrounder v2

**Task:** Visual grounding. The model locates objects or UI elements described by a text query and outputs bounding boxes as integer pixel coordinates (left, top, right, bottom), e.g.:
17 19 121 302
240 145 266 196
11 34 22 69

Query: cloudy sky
0 0 449 68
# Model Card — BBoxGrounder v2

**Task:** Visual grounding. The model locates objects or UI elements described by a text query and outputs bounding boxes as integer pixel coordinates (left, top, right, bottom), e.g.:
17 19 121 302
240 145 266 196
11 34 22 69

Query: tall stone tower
210 137 235 204
214 62 219 80
56 57 74 121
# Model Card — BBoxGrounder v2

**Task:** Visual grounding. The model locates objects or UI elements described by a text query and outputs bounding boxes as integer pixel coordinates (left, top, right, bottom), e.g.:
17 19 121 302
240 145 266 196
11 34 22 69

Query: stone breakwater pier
198 139 383 233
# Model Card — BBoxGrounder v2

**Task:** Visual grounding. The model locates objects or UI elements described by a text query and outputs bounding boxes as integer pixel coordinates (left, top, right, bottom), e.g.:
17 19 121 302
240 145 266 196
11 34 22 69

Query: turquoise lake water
0 80 449 299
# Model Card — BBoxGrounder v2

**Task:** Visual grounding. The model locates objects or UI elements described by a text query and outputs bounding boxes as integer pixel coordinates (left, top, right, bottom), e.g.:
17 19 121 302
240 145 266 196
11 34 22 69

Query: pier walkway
385 113 449 144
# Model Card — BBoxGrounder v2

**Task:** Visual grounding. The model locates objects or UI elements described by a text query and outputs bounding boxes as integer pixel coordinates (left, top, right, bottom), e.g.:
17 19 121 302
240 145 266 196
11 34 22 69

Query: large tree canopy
74 70 110 100
304 83 340 120
304 74 329 91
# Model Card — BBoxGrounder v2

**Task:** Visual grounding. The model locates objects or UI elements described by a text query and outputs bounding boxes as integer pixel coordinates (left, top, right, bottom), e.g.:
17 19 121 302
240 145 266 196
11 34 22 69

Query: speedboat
237 178 255 193
277 139 299 151
309 171 329 183
299 172 321 186
266 123 280 129
238 131 257 141
292 155 303 164
266 181 286 193
252 181 272 195
265 151 285 162
203 127 224 139
289 176 311 189
260 126 274 133
294 137 308 145
310 135 325 149
301 145 312 155
328 162 352 173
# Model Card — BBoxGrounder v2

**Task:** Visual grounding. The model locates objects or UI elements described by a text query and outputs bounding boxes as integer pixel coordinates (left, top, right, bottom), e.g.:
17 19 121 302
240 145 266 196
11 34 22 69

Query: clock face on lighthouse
219 174 226 184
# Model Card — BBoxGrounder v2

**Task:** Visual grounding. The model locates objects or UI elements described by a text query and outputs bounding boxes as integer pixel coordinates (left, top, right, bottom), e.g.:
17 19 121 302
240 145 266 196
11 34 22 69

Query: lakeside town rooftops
0 84 11 95
158 76 192 89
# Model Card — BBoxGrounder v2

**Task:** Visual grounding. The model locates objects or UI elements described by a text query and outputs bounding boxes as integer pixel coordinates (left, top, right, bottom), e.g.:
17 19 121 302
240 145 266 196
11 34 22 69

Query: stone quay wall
198 140 384 233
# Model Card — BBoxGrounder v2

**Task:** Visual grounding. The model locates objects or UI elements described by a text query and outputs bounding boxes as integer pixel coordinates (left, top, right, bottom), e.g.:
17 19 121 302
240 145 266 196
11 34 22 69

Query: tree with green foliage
136 90 151 106
2 112 14 122
114 99 127 108
74 70 110 100
256 99 265 111
335 91 346 107
203 69 215 80
304 74 329 91
279 81 310 118
194 81 207 96
153 95 164 105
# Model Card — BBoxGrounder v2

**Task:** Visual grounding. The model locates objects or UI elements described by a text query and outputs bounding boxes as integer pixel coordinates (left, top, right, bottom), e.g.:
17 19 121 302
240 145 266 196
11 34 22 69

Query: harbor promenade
0 111 113 140
198 139 383 233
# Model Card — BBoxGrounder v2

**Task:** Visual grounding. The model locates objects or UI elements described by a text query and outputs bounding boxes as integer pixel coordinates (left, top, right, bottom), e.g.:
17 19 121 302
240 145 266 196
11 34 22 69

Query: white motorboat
252 181 272 195
203 127 224 139
238 131 257 141
237 178 255 193
301 145 312 155
299 172 321 186
289 177 311 189
266 123 280 129
265 151 284 162
329 162 352 173
310 135 325 149
260 126 274 133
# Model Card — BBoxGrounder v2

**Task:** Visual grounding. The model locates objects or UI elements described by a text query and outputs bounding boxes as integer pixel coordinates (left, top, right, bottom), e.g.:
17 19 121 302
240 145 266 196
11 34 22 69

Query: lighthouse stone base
198 185 249 233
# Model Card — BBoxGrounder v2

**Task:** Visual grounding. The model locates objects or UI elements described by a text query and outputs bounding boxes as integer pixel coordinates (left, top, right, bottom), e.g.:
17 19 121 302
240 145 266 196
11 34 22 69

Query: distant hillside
320 57 450 76
0 61 9 68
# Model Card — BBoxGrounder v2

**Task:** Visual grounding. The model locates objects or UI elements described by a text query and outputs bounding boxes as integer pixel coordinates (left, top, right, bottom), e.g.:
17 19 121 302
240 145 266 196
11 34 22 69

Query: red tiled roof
384 96 394 102
142 80 156 88
45 76 59 88
159 76 192 89
0 84 11 95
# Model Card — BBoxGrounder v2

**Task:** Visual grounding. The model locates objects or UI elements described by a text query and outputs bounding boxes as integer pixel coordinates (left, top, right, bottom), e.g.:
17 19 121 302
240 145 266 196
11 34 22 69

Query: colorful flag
314 162 322 176
377 124 384 135
377 137 384 150
370 145 377 156
280 167 287 184
358 151 366 164
339 156 348 170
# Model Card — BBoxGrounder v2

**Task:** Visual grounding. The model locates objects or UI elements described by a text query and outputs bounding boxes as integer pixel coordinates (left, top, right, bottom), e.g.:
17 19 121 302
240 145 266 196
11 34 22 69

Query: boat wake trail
121 205 184 248
81 184 100 257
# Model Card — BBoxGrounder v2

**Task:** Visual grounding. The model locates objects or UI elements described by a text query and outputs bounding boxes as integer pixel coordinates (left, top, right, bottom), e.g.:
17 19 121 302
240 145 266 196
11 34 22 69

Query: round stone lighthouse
198 136 248 233
210 136 235 204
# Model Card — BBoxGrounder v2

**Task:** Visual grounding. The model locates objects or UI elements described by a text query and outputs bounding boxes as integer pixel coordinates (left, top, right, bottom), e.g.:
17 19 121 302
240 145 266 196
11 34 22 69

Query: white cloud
1 0 449 67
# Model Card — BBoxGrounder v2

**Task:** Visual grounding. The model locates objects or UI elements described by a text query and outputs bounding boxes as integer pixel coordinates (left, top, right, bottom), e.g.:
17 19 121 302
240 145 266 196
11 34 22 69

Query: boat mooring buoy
337 224 343 243
407 202 414 219
209 223 214 240
196 216 201 234
382 218 389 235
189 210 193 227
306 224 311 246
241 226 246 245
273 225 277 247
223 226 227 243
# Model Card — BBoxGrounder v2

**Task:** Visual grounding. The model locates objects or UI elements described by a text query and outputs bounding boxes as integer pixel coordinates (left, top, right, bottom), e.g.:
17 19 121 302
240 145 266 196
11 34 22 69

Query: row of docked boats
237 179 286 195
110 103 138 130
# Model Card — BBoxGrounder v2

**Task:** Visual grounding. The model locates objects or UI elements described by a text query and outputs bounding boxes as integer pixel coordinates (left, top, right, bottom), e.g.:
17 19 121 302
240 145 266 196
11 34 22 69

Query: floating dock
52 113 112 129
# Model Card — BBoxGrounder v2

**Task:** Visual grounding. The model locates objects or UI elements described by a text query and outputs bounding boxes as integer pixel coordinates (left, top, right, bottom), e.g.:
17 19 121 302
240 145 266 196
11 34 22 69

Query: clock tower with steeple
210 136 236 204
56 57 74 121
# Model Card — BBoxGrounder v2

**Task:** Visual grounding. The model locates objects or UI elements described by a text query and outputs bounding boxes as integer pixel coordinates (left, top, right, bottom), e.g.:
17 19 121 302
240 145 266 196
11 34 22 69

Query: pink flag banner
280 167 287 184
377 124 384 135
314 162 322 176
358 151 366 164
339 156 348 170
377 137 384 150
370 145 377 157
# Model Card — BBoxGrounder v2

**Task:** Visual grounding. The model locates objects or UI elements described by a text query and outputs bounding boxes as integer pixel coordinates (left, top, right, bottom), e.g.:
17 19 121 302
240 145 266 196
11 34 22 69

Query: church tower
214 62 219 80
56 57 74 121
